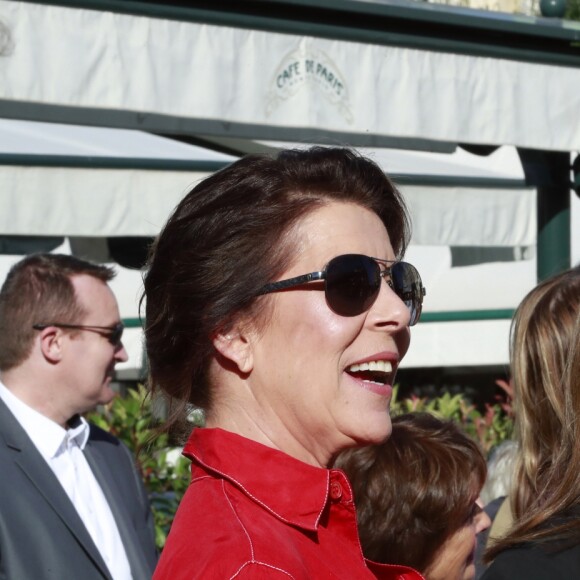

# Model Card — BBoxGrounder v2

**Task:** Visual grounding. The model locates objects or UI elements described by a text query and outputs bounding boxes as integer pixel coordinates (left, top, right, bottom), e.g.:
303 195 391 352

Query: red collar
183 427 339 532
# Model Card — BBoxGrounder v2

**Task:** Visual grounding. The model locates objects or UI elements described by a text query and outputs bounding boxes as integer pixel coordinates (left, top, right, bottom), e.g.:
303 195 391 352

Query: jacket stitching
230 560 295 579
222 479 255 561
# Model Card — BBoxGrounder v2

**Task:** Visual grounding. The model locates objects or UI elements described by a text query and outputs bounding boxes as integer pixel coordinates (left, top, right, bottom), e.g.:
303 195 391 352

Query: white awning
402 319 513 368
0 119 533 245
403 185 536 247
0 168 534 244
0 166 213 237
1 1 580 151
0 118 236 236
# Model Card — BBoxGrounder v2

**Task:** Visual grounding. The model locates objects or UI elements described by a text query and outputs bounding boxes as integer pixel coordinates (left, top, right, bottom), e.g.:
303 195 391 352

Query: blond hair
486 265 580 560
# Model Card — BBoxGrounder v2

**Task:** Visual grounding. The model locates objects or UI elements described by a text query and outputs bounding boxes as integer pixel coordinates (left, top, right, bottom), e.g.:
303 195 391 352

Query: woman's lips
354 377 393 397
350 351 399 366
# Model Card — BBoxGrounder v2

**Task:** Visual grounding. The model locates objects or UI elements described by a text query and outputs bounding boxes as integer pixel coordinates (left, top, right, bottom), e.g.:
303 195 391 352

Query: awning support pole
517 149 571 281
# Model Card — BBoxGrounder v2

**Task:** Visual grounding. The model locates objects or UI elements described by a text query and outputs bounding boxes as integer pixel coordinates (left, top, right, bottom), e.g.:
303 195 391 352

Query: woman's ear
212 324 254 375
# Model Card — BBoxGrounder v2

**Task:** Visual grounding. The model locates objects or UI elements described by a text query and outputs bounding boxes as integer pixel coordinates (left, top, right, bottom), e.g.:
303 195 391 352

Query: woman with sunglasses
144 147 425 579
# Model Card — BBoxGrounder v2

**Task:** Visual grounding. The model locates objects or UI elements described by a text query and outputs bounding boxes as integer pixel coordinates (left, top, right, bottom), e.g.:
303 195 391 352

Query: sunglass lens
109 324 124 347
325 255 381 316
390 262 423 326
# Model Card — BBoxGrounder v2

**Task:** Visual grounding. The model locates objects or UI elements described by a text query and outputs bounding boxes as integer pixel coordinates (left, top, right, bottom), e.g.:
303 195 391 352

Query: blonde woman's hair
486 265 580 561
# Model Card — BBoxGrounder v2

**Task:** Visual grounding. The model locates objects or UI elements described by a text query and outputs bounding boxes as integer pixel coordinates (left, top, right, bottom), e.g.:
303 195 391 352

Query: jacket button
330 481 343 500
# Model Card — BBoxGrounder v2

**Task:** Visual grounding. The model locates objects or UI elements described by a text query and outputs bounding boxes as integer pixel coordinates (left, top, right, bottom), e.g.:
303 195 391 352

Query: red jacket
154 428 423 580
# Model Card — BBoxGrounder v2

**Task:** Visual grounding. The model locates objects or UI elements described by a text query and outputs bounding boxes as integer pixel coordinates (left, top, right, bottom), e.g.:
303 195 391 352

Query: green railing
420 309 515 323
124 311 515 327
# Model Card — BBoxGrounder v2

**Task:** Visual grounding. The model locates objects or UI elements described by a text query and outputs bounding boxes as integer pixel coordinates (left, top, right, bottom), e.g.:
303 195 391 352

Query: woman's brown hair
334 412 486 572
142 147 410 424
486 265 580 561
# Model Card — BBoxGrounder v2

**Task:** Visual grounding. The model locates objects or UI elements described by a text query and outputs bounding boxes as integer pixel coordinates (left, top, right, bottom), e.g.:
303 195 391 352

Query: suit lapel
85 436 152 580
0 399 112 579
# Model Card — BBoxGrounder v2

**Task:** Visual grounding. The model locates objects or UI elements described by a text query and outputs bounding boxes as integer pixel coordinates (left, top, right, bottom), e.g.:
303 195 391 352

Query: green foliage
391 384 514 455
86 385 197 549
87 383 513 549
566 0 580 20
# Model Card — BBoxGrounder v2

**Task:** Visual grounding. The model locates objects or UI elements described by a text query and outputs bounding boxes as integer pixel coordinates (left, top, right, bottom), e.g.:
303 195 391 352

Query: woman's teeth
348 361 393 373
346 360 393 386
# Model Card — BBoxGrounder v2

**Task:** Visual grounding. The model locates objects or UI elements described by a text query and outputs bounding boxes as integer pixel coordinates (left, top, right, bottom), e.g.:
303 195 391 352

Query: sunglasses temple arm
258 272 325 294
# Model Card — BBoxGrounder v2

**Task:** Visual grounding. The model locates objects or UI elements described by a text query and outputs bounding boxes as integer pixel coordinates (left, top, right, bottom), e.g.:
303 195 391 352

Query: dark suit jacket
0 397 158 579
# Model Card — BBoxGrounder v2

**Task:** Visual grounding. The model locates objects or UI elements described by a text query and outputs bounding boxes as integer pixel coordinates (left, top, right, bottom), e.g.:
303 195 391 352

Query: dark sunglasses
258 254 426 325
32 322 125 347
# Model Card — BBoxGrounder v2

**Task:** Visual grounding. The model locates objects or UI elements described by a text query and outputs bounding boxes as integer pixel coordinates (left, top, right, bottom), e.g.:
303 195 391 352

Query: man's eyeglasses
32 322 125 347
258 253 426 326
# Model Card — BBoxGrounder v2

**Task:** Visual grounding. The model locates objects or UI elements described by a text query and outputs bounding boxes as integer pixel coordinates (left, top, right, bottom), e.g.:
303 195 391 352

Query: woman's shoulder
157 473 308 576
155 477 287 579
482 540 580 580
172 470 265 533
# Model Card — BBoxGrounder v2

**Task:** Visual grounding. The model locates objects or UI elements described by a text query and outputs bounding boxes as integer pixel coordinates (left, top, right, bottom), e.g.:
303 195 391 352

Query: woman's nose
372 277 412 329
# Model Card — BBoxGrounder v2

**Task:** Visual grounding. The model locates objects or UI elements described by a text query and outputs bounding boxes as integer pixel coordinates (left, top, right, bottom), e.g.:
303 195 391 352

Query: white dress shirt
0 381 133 580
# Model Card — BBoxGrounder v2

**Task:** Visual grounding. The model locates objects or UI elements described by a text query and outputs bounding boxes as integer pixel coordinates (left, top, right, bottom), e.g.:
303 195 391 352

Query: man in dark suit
0 253 158 579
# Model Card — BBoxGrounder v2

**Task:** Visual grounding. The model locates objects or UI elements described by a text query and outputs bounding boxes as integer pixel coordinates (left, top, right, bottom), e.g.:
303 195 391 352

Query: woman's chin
351 417 393 447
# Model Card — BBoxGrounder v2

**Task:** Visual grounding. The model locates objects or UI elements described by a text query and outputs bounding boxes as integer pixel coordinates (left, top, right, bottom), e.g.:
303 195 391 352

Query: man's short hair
0 253 115 371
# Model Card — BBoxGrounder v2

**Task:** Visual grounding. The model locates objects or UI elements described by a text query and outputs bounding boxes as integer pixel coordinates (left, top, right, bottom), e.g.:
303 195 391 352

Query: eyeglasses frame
258 255 426 323
32 322 125 347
